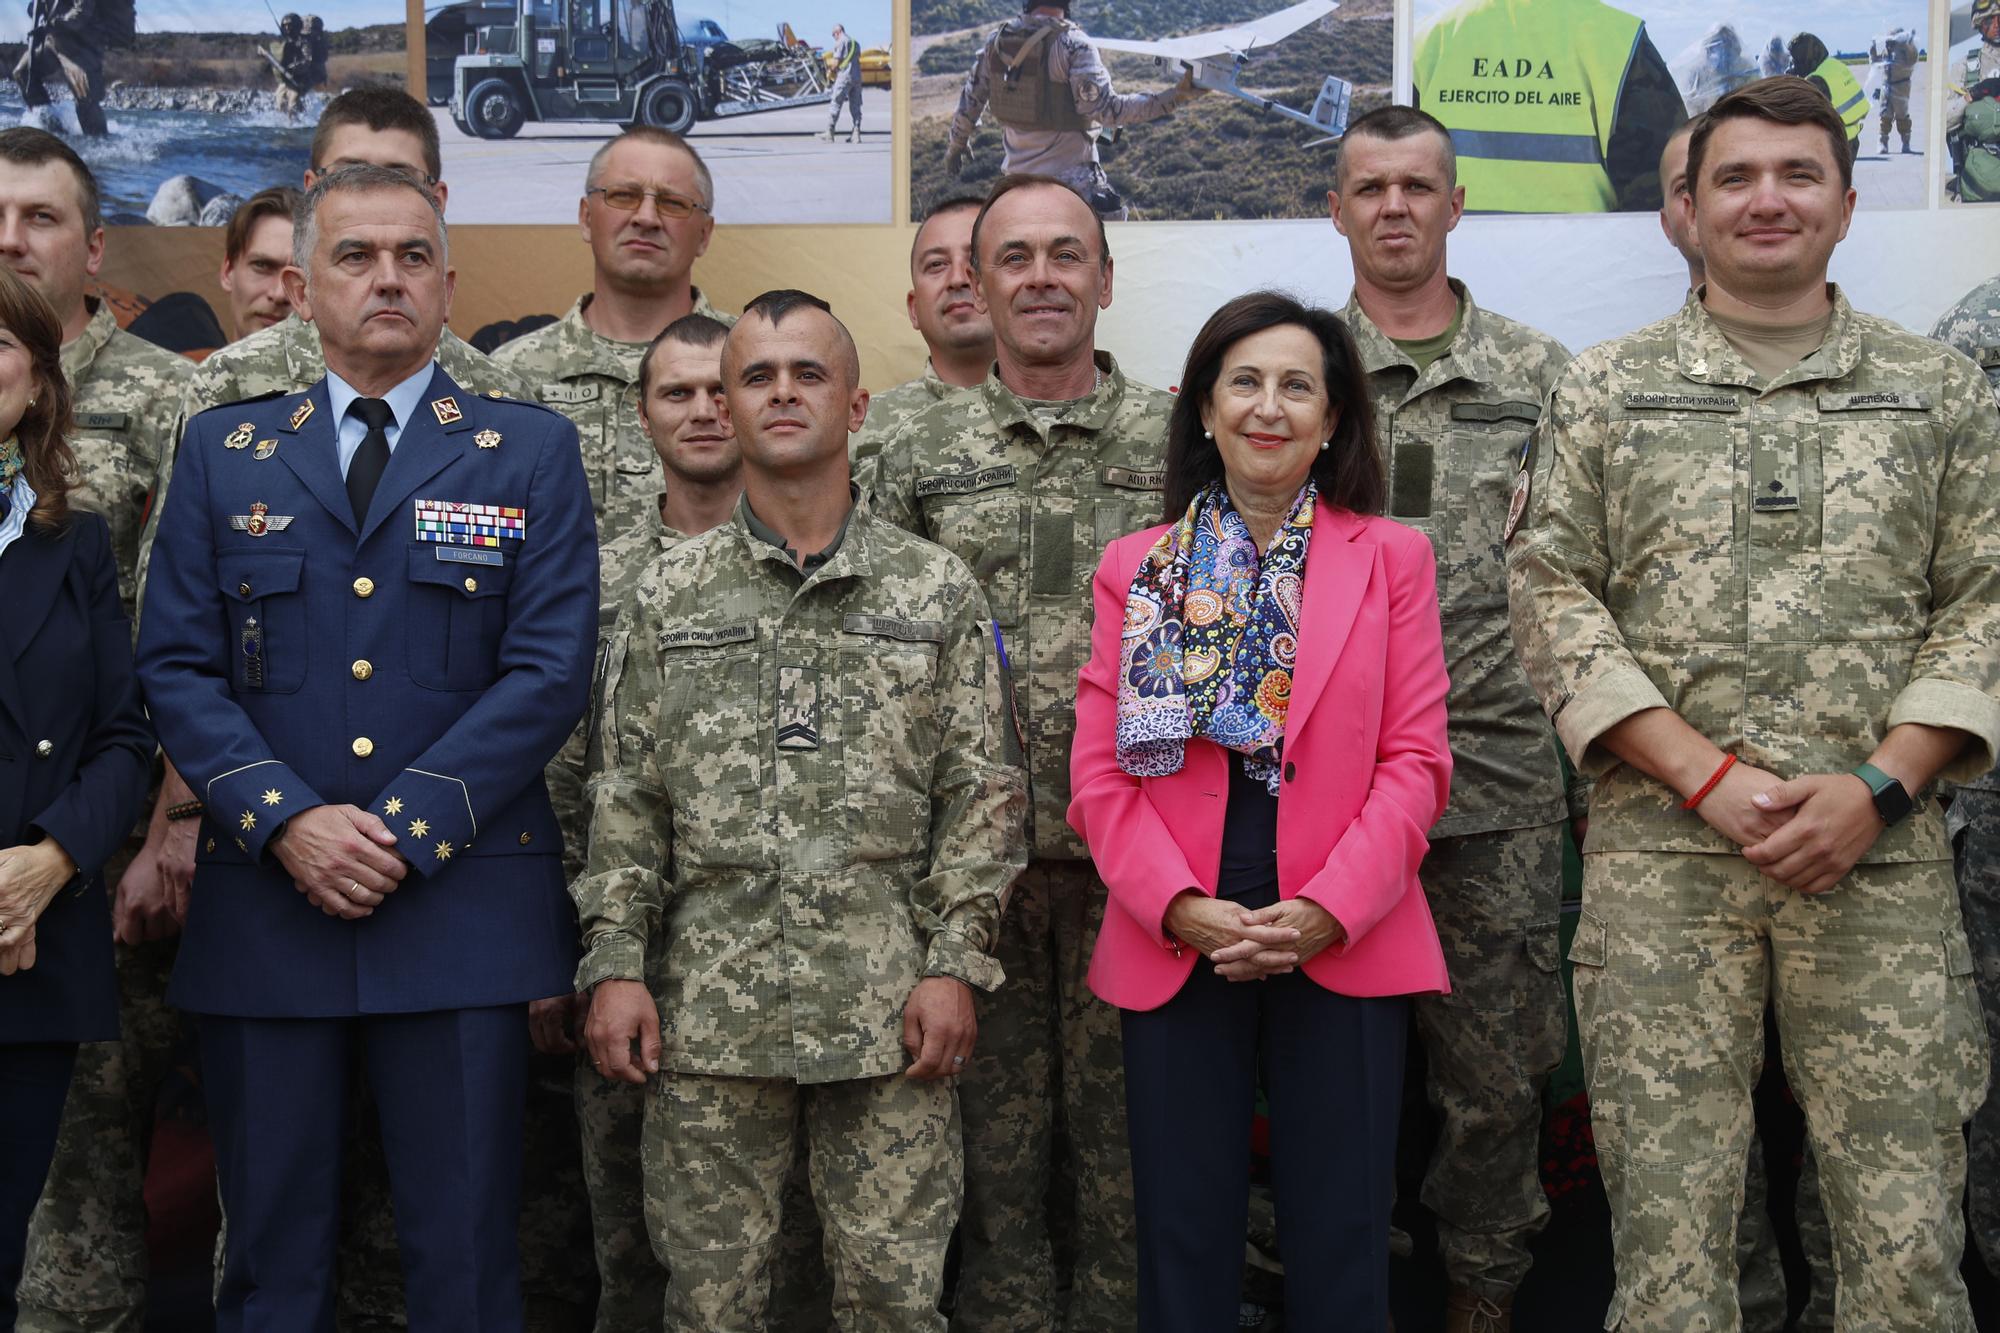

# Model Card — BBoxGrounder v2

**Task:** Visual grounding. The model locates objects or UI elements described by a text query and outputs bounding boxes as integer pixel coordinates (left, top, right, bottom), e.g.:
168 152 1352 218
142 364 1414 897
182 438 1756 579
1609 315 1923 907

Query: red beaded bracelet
1682 754 1738 811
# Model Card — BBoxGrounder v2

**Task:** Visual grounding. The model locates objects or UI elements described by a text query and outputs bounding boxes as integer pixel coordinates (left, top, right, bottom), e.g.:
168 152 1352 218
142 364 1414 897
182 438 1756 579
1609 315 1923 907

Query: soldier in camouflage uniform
577 291 1025 1331
1506 83 1999 1332
852 197 992 467
944 2 1202 220
871 176 1169 1333
1327 108 1570 1333
0 129 193 1333
493 128 733 549
546 313 744 1332
1932 271 2000 1284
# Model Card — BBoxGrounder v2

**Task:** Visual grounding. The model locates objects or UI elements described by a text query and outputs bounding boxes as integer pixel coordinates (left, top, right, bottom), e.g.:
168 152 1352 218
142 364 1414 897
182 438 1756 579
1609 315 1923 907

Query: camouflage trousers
16 936 181 1333
1410 823 1567 1301
574 1054 830 1332
331 1050 597 1333
1573 851 1988 1332
645 1070 960 1332
951 859 1135 1333
1950 789 2000 1279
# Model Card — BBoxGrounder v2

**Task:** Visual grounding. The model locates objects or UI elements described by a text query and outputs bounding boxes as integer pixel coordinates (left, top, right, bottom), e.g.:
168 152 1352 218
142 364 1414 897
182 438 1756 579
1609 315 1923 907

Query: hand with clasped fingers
0 838 76 974
272 804 406 920
1165 890 1347 983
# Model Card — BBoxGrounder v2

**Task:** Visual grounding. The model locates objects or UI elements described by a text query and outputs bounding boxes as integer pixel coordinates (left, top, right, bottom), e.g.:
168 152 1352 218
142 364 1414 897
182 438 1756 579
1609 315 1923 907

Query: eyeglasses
586 186 709 218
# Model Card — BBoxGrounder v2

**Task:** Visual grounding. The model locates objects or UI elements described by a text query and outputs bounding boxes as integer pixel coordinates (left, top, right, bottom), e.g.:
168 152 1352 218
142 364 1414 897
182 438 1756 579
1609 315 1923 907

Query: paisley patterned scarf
1116 480 1315 793
0 437 22 523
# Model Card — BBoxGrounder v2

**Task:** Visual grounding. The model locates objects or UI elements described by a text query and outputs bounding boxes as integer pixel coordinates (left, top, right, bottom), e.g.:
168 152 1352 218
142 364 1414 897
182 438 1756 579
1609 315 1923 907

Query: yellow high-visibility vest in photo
1811 56 1869 140
1413 0 1646 212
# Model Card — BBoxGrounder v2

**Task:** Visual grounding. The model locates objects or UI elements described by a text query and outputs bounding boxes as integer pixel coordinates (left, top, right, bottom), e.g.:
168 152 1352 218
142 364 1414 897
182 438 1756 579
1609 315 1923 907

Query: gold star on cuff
384 797 404 816
408 818 430 839
261 788 284 806
239 810 257 830
433 841 453 861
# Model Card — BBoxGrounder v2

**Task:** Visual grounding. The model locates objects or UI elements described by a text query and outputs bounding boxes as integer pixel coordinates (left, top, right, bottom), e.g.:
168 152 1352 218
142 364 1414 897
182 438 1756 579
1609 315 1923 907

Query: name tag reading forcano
1100 467 1166 491
915 464 1016 498
842 614 945 643
1818 390 1933 412
658 622 754 649
1622 392 1743 413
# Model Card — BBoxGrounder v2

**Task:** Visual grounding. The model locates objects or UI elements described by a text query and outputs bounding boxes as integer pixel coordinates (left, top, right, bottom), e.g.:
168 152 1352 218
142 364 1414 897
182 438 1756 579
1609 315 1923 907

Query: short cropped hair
586 127 715 212
911 193 983 265
1163 290 1382 521
639 311 730 394
970 174 1110 271
1336 105 1456 192
311 87 443 182
225 186 303 264
733 289 859 387
1688 76 1852 195
0 127 101 233
294 164 448 272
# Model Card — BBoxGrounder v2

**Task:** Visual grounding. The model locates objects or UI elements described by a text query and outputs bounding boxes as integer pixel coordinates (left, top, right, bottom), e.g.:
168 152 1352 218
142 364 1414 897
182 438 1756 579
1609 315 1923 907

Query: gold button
518 832 532 845
205 838 215 853
351 659 374 681
238 581 252 597
353 577 375 598
463 577 478 593
352 737 374 758
34 739 52 758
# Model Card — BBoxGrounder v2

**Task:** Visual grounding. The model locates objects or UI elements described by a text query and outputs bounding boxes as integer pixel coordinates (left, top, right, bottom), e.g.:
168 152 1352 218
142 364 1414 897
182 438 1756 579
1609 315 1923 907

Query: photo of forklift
448 0 837 138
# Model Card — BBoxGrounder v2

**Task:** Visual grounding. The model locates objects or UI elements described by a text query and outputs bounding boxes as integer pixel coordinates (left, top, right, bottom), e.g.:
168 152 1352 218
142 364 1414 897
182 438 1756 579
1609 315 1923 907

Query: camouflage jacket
1946 42 2000 139
852 361 969 466
574 498 1026 1083
132 315 536 615
62 301 191 627
552 507 688 885
1507 287 2000 861
869 352 1172 861
1343 282 1574 838
950 14 1180 178
492 290 734 546
1932 273 2000 796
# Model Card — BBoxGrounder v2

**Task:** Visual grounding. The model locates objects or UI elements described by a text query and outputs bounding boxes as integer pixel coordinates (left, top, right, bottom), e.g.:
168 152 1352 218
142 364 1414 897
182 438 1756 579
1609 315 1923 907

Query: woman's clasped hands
1163 889 1347 982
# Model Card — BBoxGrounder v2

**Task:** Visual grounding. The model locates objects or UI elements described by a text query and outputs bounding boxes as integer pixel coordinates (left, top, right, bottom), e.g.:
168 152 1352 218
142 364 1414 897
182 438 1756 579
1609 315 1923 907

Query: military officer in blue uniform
136 163 597 1333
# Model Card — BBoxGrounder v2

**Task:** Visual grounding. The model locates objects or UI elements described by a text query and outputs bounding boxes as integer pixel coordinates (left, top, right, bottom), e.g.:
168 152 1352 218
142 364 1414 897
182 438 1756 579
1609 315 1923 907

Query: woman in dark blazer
0 268 153 1332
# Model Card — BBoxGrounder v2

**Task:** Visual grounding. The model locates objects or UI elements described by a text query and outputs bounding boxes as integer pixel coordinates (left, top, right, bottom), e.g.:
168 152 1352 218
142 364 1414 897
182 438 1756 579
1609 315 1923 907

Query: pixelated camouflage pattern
647 1070 960 1331
1951 788 2000 1279
869 351 1172 862
1507 287 2000 859
950 859 1135 1333
130 315 539 615
1945 42 2000 143
852 362 966 467
1571 851 1987 1331
14 937 179 1331
949 14 1181 183
1344 284 1572 838
1933 274 2000 802
1735 1137 1790 1333
1411 822 1567 1299
62 301 191 629
574 498 1024 1080
492 291 733 547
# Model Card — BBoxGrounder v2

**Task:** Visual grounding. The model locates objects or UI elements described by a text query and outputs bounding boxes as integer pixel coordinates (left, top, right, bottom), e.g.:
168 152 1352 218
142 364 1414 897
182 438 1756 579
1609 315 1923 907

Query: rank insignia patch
431 397 463 425
288 400 315 431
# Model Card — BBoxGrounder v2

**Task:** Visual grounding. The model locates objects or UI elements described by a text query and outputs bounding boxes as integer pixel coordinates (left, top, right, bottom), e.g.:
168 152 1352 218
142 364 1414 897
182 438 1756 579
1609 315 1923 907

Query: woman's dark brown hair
1162 290 1383 521
0 266 77 530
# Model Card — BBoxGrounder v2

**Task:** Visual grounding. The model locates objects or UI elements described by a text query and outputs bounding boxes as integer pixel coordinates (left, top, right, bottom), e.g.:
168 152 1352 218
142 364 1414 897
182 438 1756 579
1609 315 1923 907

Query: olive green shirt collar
979 349 1127 449
1674 283 1863 393
736 481 866 580
1342 279 1510 401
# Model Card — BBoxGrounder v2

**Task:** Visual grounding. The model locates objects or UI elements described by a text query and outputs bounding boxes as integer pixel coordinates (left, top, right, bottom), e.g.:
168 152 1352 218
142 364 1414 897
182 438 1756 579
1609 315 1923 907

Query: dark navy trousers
0 1043 77 1333
199 1006 528 1333
1121 950 1408 1332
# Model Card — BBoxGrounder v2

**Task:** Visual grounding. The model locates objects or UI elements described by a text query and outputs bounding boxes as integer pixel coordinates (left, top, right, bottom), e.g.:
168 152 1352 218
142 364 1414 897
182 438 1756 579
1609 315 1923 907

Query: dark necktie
346 397 394 526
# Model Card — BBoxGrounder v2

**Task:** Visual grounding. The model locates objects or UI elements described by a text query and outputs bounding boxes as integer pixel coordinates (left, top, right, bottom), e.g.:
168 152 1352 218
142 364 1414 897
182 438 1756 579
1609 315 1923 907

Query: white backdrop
1092 209 2000 389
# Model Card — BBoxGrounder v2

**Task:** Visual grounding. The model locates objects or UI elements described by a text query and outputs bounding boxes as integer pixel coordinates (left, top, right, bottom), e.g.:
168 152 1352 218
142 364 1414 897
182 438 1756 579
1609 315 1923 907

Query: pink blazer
1069 500 1454 1012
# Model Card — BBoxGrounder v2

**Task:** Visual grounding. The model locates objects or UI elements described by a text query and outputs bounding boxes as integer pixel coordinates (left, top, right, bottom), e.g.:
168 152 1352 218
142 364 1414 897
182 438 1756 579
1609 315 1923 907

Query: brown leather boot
1444 1287 1513 1333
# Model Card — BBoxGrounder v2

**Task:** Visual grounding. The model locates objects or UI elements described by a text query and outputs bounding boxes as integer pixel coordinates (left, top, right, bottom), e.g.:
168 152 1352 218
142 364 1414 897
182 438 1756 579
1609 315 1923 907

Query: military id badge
414 499 526 548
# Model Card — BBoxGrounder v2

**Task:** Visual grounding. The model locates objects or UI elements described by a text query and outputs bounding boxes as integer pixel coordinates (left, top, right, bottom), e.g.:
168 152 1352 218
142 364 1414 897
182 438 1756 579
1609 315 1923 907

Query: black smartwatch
1852 763 1915 826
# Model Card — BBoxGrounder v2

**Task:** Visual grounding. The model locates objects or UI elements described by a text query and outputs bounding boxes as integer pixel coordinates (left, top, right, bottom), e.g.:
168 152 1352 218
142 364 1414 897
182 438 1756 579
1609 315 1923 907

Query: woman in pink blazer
1068 292 1453 1331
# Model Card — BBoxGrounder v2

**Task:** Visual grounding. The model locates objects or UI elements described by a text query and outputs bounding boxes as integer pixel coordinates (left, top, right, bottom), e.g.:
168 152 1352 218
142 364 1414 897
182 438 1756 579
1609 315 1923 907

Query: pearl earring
1319 440 1331 451
1203 430 1213 440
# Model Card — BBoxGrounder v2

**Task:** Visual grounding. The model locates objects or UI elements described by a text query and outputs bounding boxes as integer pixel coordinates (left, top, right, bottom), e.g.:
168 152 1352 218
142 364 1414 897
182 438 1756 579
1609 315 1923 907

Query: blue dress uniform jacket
0 512 153 1044
137 365 598 1017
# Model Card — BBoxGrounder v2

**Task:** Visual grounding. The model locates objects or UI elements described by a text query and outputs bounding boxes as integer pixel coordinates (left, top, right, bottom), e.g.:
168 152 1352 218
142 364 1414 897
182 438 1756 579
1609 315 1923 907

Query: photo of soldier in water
0 1 403 218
